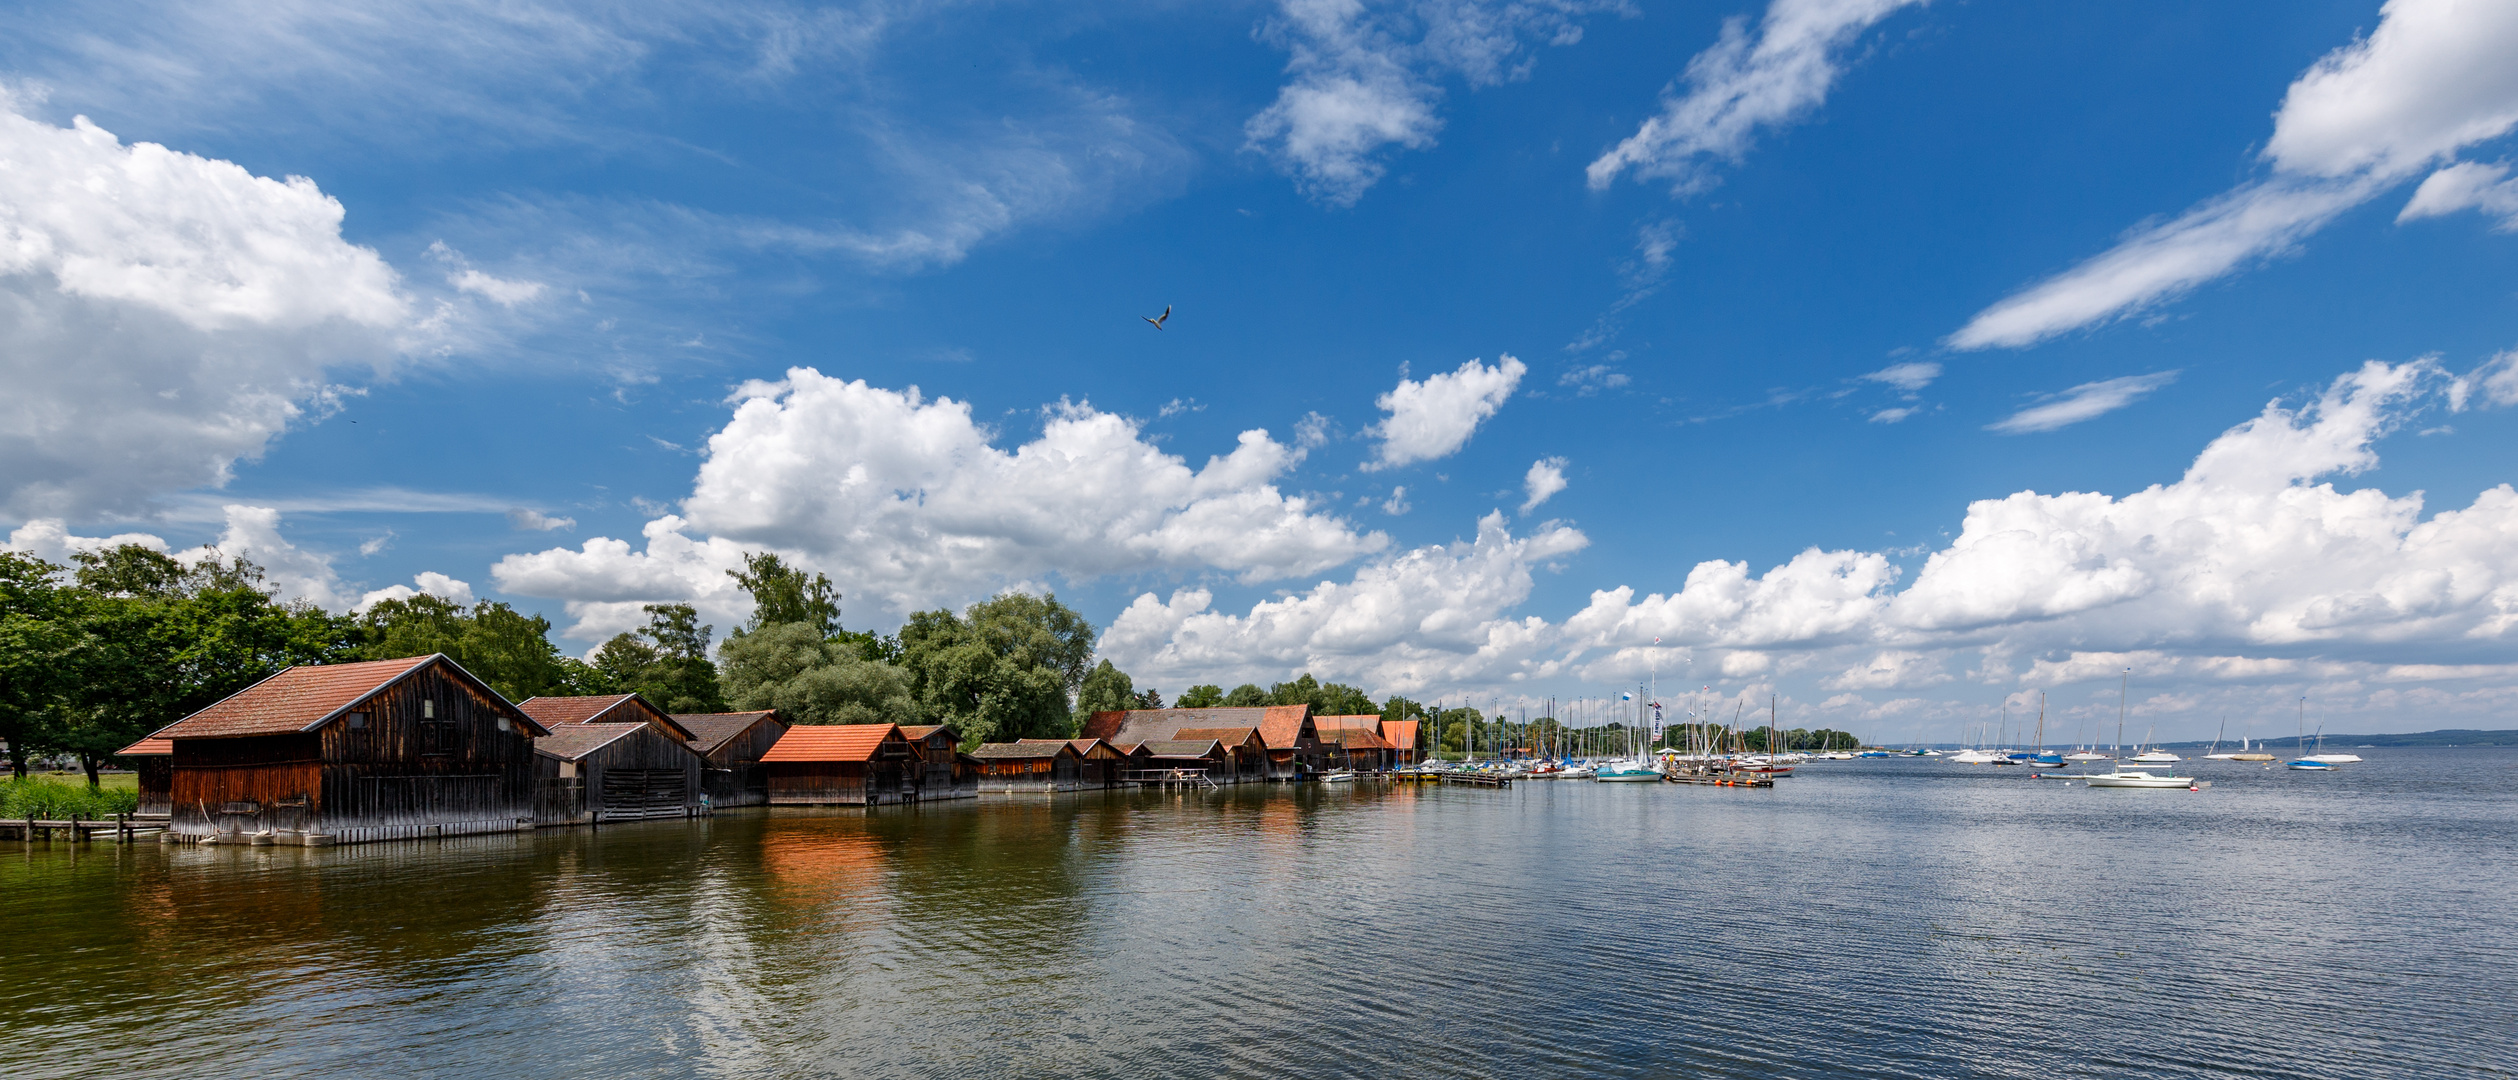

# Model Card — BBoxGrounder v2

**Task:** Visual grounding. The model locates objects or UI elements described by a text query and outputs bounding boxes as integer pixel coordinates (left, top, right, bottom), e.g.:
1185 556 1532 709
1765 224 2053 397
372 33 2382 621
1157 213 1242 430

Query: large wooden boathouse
967 740 1087 793
1082 706 1323 780
530 723 704 825
146 655 549 845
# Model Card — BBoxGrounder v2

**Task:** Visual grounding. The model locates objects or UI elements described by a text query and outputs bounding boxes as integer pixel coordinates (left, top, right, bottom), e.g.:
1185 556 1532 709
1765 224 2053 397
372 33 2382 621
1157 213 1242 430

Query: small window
497 717 512 733
423 699 436 719
346 710 368 731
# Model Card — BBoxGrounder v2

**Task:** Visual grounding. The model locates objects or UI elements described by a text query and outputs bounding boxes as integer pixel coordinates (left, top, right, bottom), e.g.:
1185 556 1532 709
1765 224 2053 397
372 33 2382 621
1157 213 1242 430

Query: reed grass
0 777 141 818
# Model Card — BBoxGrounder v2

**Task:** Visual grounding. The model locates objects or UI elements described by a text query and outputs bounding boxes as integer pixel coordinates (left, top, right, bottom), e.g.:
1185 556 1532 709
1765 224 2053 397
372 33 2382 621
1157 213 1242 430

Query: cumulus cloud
1247 0 1614 206
2398 160 2518 229
1099 511 1589 692
1102 356 2518 722
0 94 410 518
493 370 1389 640
1586 0 1926 192
1520 457 1569 513
1365 355 1526 470
1951 0 2518 349
1986 371 2179 434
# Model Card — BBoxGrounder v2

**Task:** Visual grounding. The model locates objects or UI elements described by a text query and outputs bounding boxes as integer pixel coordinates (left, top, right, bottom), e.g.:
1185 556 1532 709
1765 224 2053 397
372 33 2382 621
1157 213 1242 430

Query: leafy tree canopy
1075 659 1137 715
1268 673 1376 716
1175 684 1224 708
727 551 841 636
358 594 570 702
1221 683 1269 707
897 591 1094 744
718 621 913 725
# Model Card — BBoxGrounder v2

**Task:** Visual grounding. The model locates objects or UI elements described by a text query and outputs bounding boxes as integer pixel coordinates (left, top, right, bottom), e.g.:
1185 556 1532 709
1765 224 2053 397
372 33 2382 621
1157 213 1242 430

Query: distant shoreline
2092 729 2518 750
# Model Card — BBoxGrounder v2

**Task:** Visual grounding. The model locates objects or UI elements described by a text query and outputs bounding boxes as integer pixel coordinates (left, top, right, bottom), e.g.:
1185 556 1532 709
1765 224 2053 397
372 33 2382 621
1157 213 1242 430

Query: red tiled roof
898 724 956 741
1312 714 1382 730
1139 739 1227 759
760 724 901 763
1067 738 1119 759
1319 727 1393 750
674 711 785 754
1256 704 1313 750
117 736 173 756
533 723 647 761
152 655 540 740
518 694 693 741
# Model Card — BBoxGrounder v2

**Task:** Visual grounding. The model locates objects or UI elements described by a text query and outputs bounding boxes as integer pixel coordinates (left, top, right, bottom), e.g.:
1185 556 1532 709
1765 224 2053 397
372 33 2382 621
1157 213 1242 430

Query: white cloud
1951 0 2518 349
493 370 1389 640
2450 349 2518 412
1100 357 2518 724
508 508 579 532
355 571 478 612
1867 407 1917 424
1247 0 1613 206
1861 360 1940 392
4 520 171 563
1986 371 2179 434
1520 457 1569 513
1365 355 1525 470
1586 0 1926 192
2398 160 2518 229
1099 511 1589 692
1381 486 1412 516
0 94 410 517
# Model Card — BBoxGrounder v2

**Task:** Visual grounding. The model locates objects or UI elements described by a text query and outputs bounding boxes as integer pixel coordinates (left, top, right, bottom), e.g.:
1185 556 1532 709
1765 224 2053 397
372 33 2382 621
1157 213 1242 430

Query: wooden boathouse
1066 738 1127 788
1127 738 1233 783
1313 723 1397 772
761 724 921 805
1082 706 1321 780
517 693 697 741
530 723 704 825
899 724 977 800
114 736 174 816
146 654 548 845
674 710 790 807
967 740 1086 793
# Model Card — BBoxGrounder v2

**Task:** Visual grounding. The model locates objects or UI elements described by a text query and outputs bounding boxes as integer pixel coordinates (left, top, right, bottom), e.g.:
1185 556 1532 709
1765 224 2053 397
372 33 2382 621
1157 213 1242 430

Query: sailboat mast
2117 667 2130 757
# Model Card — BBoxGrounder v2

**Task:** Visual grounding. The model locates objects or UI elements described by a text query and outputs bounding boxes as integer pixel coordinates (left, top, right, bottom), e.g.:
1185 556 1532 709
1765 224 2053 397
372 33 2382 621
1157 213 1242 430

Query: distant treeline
2159 729 2518 748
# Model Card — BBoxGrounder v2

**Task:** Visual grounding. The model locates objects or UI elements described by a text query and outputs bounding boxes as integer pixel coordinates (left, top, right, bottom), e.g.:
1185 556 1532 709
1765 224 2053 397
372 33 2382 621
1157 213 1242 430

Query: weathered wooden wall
310 664 538 842
132 757 173 815
701 716 787 807
170 733 321 835
768 758 919 805
975 756 1083 794
584 727 701 820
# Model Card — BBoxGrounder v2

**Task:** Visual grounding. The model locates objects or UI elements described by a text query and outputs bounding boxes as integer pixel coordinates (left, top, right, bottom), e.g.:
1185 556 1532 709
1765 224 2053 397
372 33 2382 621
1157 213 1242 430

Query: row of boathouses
110 653 1426 846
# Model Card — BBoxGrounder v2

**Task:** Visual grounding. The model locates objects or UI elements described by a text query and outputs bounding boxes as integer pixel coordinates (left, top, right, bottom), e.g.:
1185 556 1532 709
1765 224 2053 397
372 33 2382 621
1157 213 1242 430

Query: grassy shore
2 775 141 817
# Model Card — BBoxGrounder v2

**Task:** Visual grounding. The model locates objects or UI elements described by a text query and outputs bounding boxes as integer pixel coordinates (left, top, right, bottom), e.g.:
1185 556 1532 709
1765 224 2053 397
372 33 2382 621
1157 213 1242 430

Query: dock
1123 768 1220 790
2 813 171 843
1662 772 1773 788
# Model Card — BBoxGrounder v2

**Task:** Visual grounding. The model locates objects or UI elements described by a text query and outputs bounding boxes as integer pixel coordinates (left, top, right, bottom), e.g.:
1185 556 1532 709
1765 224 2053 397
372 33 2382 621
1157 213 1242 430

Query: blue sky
6 0 2518 740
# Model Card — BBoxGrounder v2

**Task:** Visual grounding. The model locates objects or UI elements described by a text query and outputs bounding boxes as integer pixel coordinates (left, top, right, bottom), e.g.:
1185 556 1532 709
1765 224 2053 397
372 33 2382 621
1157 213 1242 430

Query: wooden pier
1123 768 1220 790
2 813 171 843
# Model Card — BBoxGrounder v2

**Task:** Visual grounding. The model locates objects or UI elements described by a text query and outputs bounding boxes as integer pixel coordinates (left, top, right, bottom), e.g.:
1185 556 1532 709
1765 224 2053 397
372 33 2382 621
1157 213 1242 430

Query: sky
5 0 2518 743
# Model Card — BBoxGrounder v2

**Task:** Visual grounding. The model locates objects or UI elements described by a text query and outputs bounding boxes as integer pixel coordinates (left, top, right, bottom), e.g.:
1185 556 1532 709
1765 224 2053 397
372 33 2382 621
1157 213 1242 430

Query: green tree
1381 696 1429 727
629 603 725 712
727 552 841 635
897 592 1094 744
0 551 73 779
1221 683 1270 707
1075 659 1139 715
358 594 570 701
718 622 914 725
1176 684 1224 708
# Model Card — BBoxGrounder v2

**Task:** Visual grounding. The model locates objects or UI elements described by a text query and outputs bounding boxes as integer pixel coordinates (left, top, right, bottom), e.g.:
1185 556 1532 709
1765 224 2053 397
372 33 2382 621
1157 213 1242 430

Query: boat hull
2085 772 2206 789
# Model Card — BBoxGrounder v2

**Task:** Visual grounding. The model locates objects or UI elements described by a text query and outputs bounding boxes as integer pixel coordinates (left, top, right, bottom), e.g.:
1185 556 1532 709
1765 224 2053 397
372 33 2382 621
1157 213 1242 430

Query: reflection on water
5 749 2515 1079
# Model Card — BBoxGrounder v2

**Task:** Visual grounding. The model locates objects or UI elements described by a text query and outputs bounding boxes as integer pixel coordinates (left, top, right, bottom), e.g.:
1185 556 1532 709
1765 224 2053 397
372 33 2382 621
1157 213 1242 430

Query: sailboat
2024 694 2064 767
1594 686 1661 782
2085 668 2204 789
2286 699 2347 770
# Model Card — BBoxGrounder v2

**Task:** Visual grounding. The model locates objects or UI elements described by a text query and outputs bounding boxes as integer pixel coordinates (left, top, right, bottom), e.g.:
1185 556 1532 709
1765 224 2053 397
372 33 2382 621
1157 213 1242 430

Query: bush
0 778 141 818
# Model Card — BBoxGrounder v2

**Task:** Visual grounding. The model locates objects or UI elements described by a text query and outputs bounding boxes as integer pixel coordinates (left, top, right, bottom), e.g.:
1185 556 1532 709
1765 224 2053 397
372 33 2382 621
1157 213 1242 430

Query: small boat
2085 770 2207 790
2304 753 2362 764
2129 749 2182 765
1949 748 2001 764
1321 770 1357 783
2286 759 2336 771
2063 750 2111 763
1594 760 1663 782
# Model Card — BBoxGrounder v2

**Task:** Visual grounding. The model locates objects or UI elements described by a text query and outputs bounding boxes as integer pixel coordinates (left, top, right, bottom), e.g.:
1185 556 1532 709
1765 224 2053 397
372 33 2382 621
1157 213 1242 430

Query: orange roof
1383 719 1422 750
152 655 539 740
117 736 173 756
760 724 902 763
1312 714 1382 730
1256 704 1313 750
1319 727 1393 750
1067 738 1121 759
898 724 957 742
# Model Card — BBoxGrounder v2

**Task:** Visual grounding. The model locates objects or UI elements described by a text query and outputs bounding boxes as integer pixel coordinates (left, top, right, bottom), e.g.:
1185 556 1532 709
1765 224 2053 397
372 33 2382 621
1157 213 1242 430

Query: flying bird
1143 305 1170 330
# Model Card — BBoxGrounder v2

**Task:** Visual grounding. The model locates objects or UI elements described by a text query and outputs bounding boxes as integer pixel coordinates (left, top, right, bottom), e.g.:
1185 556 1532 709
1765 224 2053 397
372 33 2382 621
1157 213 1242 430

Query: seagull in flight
1142 305 1170 330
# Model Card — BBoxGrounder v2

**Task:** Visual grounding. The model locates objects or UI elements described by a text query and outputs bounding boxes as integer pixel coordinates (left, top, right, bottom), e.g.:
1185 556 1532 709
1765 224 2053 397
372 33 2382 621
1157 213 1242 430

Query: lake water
5 748 2514 1079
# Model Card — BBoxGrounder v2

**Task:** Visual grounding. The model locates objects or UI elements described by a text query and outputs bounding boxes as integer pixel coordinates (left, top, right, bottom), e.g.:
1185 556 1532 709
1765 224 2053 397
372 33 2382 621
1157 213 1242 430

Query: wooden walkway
2 814 170 843
1663 772 1774 788
1123 768 1219 790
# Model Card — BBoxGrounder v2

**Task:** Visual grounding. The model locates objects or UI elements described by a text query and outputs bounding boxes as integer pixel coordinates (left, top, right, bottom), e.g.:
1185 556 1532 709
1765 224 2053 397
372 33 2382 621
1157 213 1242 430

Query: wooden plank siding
688 714 788 807
532 725 704 826
168 660 539 843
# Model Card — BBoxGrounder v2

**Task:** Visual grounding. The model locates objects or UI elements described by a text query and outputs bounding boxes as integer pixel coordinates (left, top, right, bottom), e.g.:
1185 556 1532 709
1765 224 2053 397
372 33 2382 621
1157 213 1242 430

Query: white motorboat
1948 748 2001 764
2305 753 2362 764
2085 770 2207 790
2129 749 2182 765
2063 750 2111 763
1321 770 1357 783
